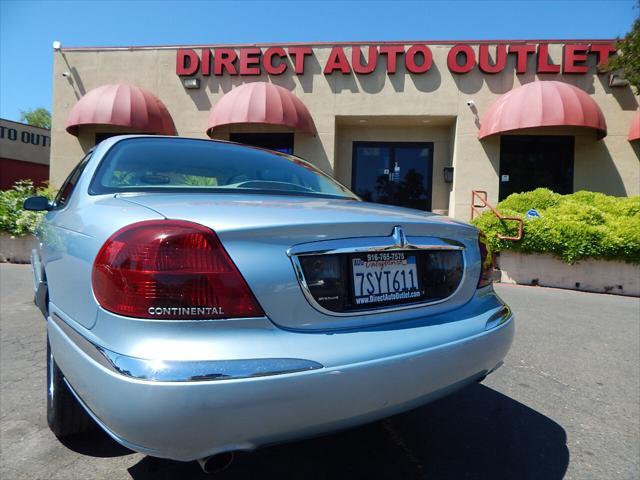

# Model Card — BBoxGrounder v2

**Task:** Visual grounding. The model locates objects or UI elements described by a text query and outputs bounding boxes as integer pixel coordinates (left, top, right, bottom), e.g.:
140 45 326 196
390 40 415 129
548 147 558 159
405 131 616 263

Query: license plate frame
350 251 423 308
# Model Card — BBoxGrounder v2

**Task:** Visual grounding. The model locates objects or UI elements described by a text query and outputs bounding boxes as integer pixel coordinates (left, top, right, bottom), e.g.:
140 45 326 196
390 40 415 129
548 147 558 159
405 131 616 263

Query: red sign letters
176 43 617 77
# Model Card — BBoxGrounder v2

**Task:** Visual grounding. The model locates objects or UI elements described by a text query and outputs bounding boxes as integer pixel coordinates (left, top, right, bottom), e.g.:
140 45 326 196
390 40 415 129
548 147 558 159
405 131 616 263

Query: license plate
351 252 421 306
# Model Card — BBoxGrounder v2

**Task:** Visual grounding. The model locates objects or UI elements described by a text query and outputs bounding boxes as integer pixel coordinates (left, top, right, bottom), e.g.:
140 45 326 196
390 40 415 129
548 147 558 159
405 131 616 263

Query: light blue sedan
25 136 513 473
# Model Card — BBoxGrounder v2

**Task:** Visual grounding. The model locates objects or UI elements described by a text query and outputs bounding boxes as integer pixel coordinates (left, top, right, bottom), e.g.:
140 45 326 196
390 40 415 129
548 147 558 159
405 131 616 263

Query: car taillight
477 232 494 288
92 220 264 319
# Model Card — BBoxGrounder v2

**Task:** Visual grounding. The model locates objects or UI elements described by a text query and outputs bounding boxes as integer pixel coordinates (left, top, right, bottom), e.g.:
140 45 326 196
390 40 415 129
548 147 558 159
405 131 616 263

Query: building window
499 136 574 201
229 133 294 154
352 142 433 211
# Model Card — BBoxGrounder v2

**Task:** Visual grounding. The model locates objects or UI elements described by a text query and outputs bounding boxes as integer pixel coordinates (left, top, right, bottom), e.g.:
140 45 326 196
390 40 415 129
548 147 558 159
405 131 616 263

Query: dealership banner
176 43 617 77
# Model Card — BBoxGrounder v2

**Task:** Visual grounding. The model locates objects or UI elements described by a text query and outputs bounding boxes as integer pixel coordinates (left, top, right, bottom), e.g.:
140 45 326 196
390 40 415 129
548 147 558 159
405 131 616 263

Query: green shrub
0 180 56 236
472 188 640 264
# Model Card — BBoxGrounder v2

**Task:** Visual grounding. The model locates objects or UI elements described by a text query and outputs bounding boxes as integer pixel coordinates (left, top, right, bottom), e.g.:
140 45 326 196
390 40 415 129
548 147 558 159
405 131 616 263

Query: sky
0 0 636 122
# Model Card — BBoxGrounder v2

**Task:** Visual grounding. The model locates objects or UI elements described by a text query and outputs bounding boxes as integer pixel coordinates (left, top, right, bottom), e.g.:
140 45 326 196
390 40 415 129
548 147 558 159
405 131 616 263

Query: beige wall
50 42 640 220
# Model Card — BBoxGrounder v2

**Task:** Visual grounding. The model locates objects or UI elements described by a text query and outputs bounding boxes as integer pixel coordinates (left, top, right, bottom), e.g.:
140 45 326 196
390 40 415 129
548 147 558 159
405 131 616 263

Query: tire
46 336 93 437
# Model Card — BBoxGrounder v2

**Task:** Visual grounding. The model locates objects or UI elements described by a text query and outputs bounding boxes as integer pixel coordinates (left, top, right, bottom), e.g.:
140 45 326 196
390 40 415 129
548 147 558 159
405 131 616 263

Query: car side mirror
23 196 52 211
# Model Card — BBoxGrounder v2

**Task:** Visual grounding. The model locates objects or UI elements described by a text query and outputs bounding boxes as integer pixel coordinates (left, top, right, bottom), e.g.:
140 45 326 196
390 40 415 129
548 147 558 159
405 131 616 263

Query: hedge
0 180 56 236
472 188 640 264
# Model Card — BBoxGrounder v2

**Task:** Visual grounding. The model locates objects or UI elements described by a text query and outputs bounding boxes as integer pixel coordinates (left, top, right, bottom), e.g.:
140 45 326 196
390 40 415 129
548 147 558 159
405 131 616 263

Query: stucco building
0 118 50 190
50 40 639 219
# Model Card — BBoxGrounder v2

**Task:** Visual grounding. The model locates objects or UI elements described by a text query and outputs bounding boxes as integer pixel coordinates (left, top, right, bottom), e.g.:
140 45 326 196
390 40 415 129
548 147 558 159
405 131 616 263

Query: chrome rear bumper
48 297 514 461
51 314 322 381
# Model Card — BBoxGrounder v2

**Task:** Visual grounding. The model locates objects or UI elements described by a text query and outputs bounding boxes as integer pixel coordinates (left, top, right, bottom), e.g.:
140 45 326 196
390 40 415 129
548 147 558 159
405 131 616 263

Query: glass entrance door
352 142 433 211
499 136 574 201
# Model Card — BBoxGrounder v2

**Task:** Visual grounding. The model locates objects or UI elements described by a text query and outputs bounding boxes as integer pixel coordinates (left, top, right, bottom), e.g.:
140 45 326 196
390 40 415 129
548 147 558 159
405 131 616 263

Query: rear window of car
89 137 358 200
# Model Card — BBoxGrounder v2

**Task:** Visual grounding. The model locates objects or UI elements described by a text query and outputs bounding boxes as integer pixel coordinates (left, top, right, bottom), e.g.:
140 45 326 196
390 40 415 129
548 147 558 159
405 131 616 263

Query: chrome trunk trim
286 226 467 317
287 227 465 257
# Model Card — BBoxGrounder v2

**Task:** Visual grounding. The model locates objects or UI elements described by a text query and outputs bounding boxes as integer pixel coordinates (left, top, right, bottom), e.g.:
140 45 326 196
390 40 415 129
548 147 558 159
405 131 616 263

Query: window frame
52 152 93 210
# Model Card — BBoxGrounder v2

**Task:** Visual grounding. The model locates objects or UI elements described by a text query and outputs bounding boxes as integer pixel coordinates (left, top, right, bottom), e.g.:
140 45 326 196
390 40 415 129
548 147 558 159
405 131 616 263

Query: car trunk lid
116 193 481 330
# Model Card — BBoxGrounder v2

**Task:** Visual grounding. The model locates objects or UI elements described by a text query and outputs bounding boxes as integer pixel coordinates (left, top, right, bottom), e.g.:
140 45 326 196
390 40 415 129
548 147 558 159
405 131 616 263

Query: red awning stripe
66 84 176 136
206 82 316 136
478 80 607 139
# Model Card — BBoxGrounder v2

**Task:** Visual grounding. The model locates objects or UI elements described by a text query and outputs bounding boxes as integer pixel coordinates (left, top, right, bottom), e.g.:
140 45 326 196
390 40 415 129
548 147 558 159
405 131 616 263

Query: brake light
477 232 494 288
92 220 264 319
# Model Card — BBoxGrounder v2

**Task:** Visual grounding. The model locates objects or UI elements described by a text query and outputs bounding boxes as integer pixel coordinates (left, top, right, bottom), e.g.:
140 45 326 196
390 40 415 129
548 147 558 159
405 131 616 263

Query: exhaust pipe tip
197 452 234 474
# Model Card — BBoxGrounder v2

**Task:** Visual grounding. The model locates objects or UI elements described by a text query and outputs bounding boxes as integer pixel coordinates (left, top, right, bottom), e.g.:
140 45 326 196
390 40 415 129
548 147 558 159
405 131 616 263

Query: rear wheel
46 336 93 437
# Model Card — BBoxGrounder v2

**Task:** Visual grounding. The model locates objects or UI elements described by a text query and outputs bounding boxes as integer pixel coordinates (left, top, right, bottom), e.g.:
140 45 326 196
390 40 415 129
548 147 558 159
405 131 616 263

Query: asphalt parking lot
1 263 638 479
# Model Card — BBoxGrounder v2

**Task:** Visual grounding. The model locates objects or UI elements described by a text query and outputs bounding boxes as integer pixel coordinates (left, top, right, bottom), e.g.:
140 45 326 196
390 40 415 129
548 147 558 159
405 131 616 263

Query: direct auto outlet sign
176 43 617 77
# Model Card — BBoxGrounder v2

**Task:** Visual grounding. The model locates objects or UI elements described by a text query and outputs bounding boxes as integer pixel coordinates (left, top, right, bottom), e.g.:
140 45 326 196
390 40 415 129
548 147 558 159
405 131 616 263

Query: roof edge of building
0 118 50 132
59 38 618 52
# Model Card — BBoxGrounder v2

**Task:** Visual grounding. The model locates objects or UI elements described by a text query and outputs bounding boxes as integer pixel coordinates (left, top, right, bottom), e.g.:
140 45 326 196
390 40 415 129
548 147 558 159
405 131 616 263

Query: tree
20 107 51 129
605 5 640 94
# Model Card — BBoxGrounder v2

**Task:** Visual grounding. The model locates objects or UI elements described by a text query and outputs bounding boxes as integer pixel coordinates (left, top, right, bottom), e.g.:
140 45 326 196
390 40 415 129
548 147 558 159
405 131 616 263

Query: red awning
478 81 607 140
66 84 176 136
629 109 640 142
206 82 316 136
